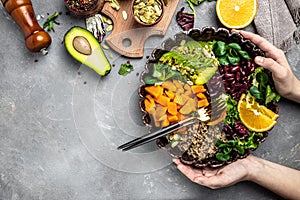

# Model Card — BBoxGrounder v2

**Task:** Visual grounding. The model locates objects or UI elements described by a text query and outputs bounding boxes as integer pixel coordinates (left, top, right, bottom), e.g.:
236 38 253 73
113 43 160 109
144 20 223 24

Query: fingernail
255 56 264 64
172 158 178 163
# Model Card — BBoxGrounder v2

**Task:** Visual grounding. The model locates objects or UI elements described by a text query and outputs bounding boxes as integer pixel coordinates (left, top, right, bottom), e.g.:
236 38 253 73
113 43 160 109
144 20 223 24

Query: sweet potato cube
162 81 177 91
161 118 170 127
154 105 167 120
158 114 167 122
155 95 170 107
174 93 184 105
179 99 197 114
196 92 207 100
145 86 163 98
181 94 190 105
173 80 184 90
154 120 161 127
198 99 209 108
144 99 155 114
167 101 178 116
165 90 175 100
191 85 206 94
167 114 179 123
145 94 155 104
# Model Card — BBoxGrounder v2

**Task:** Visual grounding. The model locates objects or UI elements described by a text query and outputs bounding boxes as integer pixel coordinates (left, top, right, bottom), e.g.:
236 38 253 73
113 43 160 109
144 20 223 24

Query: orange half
238 94 278 132
216 0 258 29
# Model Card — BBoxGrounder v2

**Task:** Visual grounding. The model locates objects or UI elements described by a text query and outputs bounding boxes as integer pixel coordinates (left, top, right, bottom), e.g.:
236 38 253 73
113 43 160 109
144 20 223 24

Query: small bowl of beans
65 0 105 17
131 0 164 26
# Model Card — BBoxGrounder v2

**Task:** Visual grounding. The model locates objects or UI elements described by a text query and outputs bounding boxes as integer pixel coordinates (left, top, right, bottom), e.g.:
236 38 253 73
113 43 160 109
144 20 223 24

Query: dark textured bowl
138 27 277 168
65 0 105 17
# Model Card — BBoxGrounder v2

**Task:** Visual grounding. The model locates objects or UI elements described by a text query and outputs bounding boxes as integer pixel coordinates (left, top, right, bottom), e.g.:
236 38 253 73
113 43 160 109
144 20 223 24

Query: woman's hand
173 155 254 189
239 30 300 103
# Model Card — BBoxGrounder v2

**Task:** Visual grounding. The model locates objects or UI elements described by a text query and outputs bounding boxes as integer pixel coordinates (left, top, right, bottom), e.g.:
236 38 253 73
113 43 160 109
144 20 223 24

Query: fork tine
120 120 196 151
117 117 196 151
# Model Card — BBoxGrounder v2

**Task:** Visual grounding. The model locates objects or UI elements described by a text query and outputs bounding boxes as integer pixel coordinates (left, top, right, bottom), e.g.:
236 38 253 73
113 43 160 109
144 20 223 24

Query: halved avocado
64 26 111 76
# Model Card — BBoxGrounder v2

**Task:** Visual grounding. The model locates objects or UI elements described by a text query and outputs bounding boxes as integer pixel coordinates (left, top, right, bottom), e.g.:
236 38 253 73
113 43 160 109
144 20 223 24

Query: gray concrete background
0 0 299 199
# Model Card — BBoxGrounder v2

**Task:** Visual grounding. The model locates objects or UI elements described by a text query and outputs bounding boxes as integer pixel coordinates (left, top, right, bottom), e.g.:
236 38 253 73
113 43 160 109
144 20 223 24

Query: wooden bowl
131 0 164 26
65 0 105 17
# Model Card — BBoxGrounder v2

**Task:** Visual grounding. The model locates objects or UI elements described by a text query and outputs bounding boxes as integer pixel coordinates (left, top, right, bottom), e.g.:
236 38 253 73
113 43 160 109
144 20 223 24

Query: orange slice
238 94 278 132
216 0 258 29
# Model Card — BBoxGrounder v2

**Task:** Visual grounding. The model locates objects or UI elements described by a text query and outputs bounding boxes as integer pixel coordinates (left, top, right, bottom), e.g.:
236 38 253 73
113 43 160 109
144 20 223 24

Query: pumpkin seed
102 15 112 25
106 25 113 32
73 36 92 55
133 0 163 25
102 44 110 50
122 10 128 20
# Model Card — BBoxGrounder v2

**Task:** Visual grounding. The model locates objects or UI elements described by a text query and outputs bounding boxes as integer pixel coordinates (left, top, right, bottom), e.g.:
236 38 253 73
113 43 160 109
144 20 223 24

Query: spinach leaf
238 50 250 60
218 55 229 66
227 43 241 50
144 76 158 85
249 67 280 105
250 85 262 100
213 41 227 56
213 42 250 65
216 152 230 161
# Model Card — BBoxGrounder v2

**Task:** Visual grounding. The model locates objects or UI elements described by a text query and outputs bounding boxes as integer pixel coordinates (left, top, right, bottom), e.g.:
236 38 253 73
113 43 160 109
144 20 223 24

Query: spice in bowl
65 0 104 17
132 0 164 26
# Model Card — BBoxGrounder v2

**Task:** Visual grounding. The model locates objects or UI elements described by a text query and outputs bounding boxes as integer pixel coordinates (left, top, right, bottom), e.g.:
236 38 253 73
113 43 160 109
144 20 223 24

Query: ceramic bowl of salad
138 27 280 168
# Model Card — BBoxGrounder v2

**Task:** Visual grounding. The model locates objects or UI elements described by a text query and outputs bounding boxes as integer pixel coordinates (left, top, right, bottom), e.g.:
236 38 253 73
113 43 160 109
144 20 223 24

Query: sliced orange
216 0 258 29
238 93 278 132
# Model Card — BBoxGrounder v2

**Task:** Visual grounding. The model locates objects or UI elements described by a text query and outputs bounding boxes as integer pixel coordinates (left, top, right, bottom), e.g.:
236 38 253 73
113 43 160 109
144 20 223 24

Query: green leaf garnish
43 11 60 32
118 63 134 76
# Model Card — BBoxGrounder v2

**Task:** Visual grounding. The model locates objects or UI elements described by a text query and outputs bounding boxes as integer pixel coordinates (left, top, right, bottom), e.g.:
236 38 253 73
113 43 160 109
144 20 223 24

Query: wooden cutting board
101 0 180 58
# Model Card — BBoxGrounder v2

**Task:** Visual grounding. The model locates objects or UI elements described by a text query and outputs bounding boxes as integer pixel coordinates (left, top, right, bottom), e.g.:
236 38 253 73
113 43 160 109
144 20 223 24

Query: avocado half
64 26 111 76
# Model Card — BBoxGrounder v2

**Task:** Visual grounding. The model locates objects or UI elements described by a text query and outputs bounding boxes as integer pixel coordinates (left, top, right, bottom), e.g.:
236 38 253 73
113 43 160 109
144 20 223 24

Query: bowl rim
137 27 274 168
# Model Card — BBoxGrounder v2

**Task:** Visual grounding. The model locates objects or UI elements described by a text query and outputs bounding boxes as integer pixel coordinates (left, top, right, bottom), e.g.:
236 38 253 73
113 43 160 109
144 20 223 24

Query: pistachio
133 0 163 25
73 36 92 55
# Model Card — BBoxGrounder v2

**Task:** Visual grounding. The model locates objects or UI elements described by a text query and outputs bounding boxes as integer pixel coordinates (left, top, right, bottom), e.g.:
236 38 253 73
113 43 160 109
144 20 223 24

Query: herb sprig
43 12 60 32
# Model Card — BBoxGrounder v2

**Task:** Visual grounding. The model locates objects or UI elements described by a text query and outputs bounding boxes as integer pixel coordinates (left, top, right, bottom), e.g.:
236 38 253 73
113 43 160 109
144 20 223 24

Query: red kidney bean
231 66 240 73
236 71 241 82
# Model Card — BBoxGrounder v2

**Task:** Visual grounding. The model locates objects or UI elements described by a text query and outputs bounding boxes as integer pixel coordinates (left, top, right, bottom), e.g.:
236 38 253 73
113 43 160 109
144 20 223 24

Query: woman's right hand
239 30 300 103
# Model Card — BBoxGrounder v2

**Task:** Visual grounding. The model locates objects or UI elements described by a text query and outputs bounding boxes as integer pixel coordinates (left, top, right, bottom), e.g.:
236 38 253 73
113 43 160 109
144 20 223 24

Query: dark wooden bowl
138 27 278 168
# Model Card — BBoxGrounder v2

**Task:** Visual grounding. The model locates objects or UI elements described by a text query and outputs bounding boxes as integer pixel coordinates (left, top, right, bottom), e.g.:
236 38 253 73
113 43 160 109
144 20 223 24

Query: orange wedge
216 0 258 29
238 93 278 132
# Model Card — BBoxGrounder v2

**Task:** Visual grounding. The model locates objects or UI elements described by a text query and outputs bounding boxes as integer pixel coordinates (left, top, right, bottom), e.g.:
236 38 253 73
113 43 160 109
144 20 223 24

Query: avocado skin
64 26 111 76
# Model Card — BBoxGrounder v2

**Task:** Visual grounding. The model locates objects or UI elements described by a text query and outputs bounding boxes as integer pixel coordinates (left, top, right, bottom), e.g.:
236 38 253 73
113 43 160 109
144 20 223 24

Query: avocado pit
73 36 92 55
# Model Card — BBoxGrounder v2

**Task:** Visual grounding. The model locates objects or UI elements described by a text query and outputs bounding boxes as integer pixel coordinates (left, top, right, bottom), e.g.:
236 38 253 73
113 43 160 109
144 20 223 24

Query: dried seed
122 10 128 20
102 15 113 25
106 25 113 32
102 44 110 50
73 36 91 55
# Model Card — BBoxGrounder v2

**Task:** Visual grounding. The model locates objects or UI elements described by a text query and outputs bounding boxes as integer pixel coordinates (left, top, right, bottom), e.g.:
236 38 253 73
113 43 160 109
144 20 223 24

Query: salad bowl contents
138 27 280 168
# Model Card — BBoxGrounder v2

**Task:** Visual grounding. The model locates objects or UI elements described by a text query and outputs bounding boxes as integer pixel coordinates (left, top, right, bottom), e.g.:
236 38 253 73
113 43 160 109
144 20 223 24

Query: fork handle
2 0 52 52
